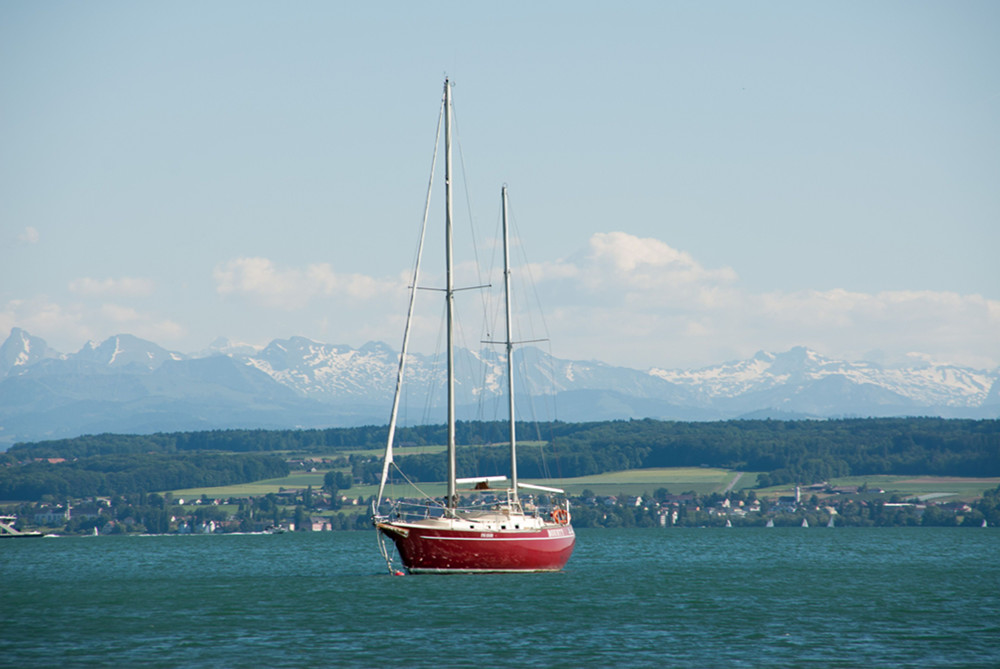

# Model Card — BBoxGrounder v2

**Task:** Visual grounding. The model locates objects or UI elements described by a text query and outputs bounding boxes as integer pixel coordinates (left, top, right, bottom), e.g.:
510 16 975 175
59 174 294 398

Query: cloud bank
528 233 999 369
213 257 394 310
3 233 997 371
69 277 155 297
0 297 184 349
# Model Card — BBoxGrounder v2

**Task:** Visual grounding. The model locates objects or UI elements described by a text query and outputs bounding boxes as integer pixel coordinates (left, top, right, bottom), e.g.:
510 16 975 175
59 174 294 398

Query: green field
285 444 448 460
756 476 1000 503
172 466 1000 504
364 468 758 501
546 468 755 497
172 472 330 499
173 467 755 500
816 475 999 502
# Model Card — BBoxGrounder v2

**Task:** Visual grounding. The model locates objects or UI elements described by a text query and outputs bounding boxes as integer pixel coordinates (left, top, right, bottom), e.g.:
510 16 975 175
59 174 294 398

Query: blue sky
2 2 998 370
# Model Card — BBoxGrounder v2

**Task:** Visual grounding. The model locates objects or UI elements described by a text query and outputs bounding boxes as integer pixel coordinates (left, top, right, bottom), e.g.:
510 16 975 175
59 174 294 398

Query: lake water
2 528 998 668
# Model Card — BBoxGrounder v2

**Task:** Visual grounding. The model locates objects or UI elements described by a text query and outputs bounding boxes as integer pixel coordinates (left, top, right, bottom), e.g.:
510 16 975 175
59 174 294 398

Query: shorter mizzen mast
492 185 559 503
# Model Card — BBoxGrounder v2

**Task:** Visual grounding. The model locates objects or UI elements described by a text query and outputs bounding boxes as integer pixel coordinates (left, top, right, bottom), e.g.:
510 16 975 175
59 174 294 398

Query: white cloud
213 257 396 309
3 234 995 371
587 232 738 285
533 232 740 312
0 299 92 346
68 276 155 297
99 303 185 342
0 298 184 353
306 263 387 300
529 232 1000 370
524 259 579 282
17 226 40 244
213 257 301 307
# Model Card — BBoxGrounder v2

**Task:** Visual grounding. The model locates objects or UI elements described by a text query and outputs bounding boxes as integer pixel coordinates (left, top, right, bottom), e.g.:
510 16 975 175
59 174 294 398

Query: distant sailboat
0 515 44 539
982 519 988 528
765 518 774 528
827 516 835 528
801 518 809 528
725 519 732 528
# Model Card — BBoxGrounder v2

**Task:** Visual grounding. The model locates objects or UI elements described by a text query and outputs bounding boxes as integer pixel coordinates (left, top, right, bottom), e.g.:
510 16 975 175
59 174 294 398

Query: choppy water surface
2 528 998 668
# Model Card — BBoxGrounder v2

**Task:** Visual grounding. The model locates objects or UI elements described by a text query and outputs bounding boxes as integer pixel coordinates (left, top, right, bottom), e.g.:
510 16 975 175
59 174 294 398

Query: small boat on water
371 80 575 574
801 518 809 528
0 516 44 539
765 518 774 528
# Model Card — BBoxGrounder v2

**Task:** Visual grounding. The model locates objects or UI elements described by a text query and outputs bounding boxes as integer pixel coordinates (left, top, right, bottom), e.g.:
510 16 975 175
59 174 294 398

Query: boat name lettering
480 533 495 538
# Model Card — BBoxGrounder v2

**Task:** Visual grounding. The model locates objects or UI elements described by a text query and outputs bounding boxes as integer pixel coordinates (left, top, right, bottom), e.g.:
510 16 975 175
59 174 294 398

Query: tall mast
501 185 519 499
444 78 457 509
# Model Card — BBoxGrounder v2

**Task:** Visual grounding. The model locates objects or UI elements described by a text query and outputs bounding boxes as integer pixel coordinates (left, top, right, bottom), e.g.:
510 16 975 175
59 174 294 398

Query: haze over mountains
1 327 997 448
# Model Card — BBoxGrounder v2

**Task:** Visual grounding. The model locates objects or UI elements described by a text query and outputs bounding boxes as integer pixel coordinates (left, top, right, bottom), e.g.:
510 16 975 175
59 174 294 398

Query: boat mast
444 78 457 510
501 185 519 500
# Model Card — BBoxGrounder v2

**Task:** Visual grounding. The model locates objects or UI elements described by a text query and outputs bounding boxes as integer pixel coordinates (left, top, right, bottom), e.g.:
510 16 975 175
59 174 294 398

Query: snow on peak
199 337 262 358
2 329 997 414
69 334 183 369
649 347 994 406
0 327 63 377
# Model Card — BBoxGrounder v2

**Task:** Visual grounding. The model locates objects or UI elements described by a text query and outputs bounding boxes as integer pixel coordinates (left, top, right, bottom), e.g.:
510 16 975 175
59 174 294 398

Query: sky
2 1 998 371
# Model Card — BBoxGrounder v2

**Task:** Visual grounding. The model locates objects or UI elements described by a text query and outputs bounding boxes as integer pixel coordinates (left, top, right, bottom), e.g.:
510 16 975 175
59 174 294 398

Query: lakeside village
4 460 1000 536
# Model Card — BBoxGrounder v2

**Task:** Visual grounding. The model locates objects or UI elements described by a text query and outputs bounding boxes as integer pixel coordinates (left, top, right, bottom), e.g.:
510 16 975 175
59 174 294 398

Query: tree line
2 422 551 459
364 417 1000 486
0 453 288 501
2 417 997 501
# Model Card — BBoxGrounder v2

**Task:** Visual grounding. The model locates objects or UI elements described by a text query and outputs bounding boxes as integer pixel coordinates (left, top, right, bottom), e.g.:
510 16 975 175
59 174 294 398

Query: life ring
551 508 568 525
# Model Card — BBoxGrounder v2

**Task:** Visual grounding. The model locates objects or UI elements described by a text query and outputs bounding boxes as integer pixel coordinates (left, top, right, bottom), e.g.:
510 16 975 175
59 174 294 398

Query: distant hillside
3 417 998 501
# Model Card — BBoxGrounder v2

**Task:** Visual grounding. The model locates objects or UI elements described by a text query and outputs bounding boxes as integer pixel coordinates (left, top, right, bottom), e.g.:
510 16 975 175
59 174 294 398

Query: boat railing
377 496 570 525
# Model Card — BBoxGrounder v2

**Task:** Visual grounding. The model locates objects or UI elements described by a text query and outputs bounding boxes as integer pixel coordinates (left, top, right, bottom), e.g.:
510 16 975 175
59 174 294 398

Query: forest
360 417 1000 487
0 452 288 501
1 417 997 501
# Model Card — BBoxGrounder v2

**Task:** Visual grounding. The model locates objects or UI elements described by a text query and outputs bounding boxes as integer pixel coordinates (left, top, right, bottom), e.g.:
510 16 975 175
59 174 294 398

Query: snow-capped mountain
0 329 997 447
236 337 692 411
72 334 184 370
0 327 63 377
246 337 401 403
650 347 996 409
197 336 262 358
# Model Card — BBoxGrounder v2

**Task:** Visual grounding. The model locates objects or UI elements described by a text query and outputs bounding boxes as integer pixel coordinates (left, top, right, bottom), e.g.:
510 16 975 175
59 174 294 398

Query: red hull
379 522 575 573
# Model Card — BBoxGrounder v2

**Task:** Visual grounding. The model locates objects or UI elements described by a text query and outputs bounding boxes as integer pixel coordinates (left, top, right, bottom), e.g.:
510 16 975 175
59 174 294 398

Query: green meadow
809 475 1000 502
173 466 1000 504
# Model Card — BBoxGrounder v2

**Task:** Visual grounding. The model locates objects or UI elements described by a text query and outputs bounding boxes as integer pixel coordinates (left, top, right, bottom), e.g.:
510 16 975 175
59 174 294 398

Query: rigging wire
450 103 502 476
451 104 493 349
506 194 564 483
422 300 447 428
375 90 443 512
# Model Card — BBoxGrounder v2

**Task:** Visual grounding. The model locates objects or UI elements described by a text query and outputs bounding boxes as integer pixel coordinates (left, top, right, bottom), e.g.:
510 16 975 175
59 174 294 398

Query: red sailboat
372 79 575 574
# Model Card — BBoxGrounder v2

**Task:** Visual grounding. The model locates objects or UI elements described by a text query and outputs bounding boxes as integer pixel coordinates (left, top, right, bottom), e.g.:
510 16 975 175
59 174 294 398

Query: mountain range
1 327 997 448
